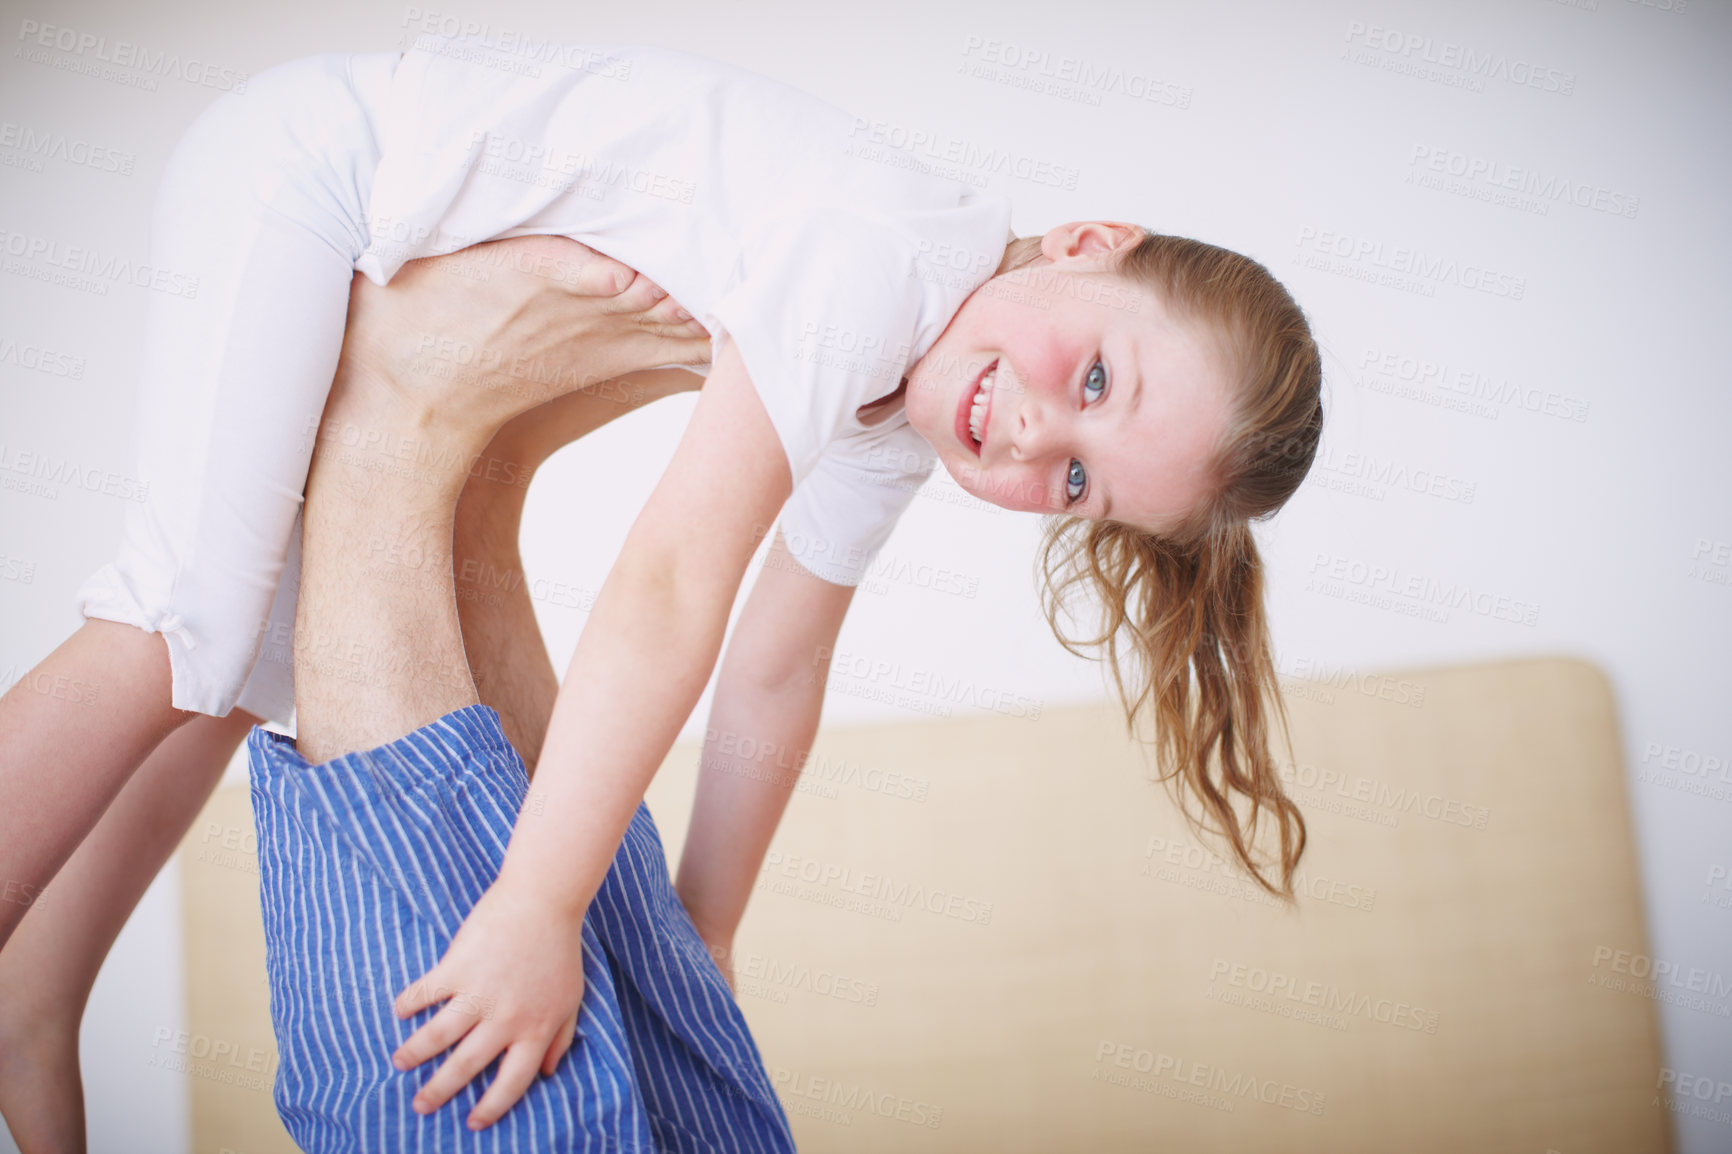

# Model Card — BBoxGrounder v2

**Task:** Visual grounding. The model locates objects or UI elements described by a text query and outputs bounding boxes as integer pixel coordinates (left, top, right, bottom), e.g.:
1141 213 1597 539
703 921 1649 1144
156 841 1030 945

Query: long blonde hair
1032 230 1323 899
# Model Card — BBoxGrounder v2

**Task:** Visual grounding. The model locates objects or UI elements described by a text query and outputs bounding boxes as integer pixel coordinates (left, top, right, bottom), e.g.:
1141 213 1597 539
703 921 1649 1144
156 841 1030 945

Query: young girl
0 31 1322 1145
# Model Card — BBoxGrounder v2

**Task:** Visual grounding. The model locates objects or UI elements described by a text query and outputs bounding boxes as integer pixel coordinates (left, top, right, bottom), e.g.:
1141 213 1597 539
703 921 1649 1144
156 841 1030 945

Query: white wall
2 0 1726 1150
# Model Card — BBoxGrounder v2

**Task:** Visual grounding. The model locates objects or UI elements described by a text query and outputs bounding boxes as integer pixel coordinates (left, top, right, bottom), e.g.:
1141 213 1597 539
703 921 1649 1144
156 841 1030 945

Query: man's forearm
675 670 828 946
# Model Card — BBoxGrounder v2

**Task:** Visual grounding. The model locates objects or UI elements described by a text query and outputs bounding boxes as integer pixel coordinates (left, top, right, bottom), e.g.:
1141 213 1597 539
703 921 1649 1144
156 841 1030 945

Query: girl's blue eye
1068 359 1108 506
1084 359 1108 402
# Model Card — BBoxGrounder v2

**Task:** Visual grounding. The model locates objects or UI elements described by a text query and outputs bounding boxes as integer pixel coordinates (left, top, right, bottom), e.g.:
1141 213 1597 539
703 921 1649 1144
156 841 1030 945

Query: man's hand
341 235 710 439
391 878 587 1130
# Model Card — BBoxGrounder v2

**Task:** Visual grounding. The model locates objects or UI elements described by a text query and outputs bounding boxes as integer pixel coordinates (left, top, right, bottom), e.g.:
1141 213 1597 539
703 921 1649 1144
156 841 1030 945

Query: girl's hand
391 880 587 1130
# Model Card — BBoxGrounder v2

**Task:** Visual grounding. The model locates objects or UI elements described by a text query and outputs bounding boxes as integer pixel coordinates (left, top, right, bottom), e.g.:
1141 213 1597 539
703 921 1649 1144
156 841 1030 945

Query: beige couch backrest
181 656 1671 1152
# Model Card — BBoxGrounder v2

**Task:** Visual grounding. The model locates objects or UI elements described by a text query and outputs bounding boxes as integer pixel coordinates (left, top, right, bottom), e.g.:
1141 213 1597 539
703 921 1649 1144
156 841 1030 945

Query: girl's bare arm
675 528 857 970
390 335 796 1124
490 335 794 911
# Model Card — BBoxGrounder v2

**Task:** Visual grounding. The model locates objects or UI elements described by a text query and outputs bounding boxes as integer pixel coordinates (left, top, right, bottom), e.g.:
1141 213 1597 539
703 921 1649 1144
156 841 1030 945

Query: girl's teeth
969 367 995 444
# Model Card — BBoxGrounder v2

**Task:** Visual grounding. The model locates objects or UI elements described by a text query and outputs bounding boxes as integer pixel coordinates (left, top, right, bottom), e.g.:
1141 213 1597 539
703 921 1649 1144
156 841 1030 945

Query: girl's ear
1039 221 1145 264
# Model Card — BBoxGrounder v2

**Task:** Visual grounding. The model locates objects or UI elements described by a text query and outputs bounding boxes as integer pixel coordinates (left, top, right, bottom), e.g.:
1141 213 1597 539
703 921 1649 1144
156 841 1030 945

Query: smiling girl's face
904 222 1236 535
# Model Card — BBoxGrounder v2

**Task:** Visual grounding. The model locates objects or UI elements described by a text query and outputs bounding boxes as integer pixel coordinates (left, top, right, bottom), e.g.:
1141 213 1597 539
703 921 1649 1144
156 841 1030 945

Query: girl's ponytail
1038 517 1304 897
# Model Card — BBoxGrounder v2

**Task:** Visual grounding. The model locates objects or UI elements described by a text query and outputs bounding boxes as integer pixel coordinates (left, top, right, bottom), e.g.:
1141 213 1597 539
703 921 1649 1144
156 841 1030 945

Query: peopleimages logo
1310 445 1477 504
0 334 85 380
1092 1041 1326 1116
845 118 1081 191
0 443 148 503
1341 20 1575 95
14 19 248 92
813 645 1043 720
467 130 696 204
0 121 135 176
1308 551 1540 627
957 35 1194 110
0 228 201 299
1407 144 1640 220
771 1067 943 1129
1279 757 1492 831
1294 226 1526 301
398 9 635 79
1281 656 1428 709
759 850 995 927
1207 959 1440 1033
1356 346 1590 424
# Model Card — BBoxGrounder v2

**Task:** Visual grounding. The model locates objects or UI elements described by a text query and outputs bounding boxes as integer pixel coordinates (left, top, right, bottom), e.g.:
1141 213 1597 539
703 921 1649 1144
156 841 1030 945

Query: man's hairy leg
293 358 483 763
295 241 706 762
452 370 702 772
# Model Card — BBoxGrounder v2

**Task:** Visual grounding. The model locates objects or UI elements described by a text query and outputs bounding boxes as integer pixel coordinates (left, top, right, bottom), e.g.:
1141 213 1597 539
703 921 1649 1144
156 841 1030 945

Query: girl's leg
0 625 189 949
0 50 397 1153
0 51 394 949
0 706 257 1154
451 369 702 770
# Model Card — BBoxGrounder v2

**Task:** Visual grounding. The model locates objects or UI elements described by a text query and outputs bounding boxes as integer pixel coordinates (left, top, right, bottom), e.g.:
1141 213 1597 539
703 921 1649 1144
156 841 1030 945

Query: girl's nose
1000 403 1069 512
1008 397 1033 462
1008 395 1060 465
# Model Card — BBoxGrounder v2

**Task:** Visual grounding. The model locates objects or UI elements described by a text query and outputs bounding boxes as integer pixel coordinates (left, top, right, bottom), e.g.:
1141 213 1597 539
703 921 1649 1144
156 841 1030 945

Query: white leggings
75 51 399 724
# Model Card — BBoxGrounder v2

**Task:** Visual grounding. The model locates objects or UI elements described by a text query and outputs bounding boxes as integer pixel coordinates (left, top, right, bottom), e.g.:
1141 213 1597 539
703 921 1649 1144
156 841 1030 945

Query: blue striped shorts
246 704 796 1153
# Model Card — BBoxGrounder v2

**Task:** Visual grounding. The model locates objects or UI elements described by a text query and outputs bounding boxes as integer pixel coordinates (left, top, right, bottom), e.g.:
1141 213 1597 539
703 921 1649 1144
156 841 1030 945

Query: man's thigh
247 705 658 1152
245 702 793 1152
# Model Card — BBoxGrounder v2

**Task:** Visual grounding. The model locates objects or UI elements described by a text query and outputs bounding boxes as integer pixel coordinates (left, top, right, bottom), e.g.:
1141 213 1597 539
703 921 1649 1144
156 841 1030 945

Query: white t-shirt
353 38 1012 585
